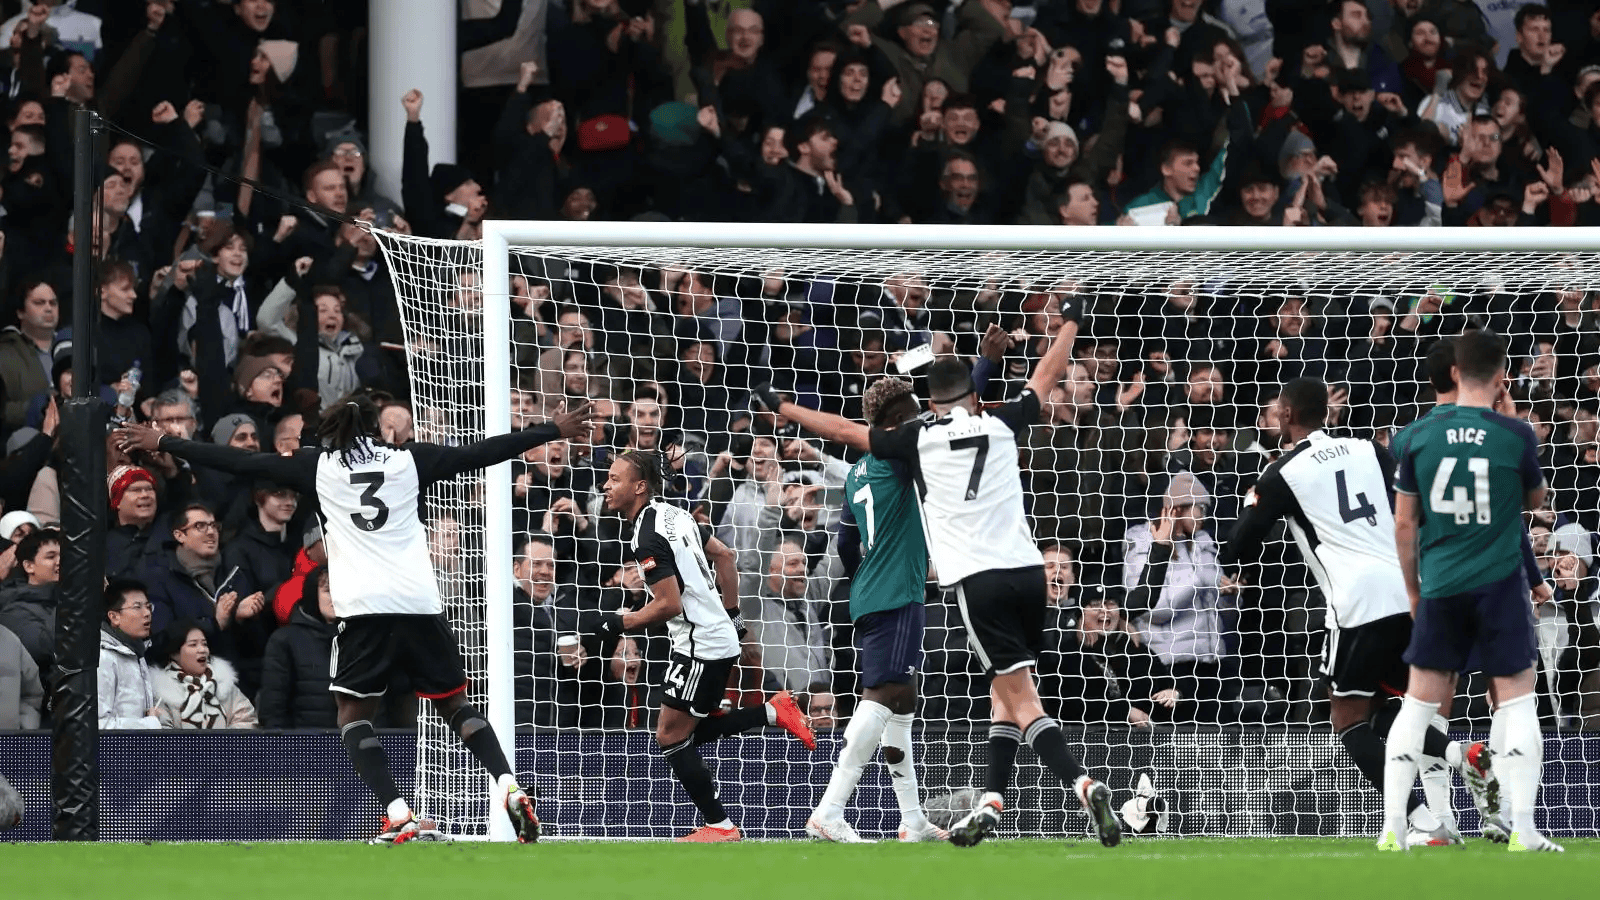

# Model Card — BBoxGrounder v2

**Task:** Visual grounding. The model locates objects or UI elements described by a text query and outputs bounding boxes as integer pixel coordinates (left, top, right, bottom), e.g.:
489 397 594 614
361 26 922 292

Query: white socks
386 798 413 824
766 701 779 726
1494 693 1542 835
1383 696 1438 834
496 773 520 796
1418 714 1457 832
883 712 929 830
815 700 893 821
1489 705 1512 821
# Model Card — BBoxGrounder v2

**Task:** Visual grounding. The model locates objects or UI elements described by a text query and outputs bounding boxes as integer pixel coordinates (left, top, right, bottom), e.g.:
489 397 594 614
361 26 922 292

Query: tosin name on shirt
1447 428 1487 445
1311 443 1350 464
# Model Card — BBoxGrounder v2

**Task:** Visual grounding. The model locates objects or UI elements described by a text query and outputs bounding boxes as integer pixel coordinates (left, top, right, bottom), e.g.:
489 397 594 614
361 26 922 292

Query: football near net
375 224 1598 841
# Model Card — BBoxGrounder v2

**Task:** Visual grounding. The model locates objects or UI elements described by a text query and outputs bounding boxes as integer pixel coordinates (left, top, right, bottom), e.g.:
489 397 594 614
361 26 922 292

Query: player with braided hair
116 394 595 844
592 448 817 842
806 376 944 843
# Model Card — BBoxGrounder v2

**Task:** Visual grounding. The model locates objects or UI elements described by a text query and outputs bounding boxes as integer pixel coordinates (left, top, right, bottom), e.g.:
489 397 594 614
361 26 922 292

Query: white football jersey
1226 430 1408 628
315 440 440 618
158 423 571 620
630 500 740 660
871 391 1044 586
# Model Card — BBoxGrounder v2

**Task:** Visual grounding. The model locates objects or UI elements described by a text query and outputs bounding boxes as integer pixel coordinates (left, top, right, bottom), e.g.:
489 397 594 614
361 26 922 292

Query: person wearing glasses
98 579 164 730
141 502 269 697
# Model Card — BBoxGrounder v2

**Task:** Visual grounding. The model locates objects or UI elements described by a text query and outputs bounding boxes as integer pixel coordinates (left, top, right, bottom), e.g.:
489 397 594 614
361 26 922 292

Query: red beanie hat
108 465 155 511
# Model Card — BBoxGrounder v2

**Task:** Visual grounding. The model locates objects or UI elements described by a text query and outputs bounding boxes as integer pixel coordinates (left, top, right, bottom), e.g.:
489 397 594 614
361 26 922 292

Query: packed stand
0 0 1598 735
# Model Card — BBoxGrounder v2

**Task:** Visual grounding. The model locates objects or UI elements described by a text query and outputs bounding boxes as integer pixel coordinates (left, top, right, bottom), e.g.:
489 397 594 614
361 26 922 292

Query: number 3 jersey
627 499 740 661
155 424 569 620
1224 430 1406 629
869 390 1044 587
314 440 440 618
1394 406 1545 598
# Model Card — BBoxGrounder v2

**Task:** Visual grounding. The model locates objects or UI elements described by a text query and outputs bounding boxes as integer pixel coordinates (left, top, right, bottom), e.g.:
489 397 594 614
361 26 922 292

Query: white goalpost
374 223 1600 842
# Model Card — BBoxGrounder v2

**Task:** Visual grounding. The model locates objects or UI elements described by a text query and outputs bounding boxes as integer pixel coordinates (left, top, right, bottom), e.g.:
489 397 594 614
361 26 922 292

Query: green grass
4 838 1599 899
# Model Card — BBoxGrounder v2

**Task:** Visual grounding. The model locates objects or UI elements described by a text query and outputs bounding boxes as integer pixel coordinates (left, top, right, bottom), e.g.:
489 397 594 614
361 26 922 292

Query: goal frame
474 222 1600 841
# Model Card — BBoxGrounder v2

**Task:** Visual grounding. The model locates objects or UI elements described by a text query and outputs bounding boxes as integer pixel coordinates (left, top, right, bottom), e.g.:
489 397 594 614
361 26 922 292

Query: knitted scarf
165 662 225 729
175 547 220 595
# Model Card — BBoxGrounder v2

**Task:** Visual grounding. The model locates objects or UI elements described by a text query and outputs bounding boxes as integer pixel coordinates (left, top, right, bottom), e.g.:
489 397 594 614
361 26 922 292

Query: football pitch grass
4 838 1597 899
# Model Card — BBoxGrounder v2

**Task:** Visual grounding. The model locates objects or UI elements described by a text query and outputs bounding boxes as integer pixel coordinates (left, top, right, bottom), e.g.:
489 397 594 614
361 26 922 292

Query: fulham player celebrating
116 395 595 844
756 295 1122 849
592 450 816 842
1221 377 1493 846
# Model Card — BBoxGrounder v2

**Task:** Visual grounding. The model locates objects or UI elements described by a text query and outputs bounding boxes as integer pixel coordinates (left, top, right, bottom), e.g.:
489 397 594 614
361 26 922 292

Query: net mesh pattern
376 231 1600 839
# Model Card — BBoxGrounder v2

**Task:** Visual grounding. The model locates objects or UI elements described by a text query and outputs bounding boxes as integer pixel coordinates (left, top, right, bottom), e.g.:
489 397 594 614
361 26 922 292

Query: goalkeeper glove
751 383 785 413
1057 293 1085 326
595 611 626 639
727 607 747 640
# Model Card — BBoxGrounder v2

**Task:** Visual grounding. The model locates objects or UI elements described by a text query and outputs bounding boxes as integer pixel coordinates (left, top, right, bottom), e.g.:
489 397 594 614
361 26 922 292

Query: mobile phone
894 343 936 374
1433 70 1452 95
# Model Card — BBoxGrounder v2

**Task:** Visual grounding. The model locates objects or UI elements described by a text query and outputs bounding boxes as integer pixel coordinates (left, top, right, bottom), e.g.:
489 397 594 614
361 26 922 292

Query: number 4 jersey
1224 430 1406 629
1395 406 1545 599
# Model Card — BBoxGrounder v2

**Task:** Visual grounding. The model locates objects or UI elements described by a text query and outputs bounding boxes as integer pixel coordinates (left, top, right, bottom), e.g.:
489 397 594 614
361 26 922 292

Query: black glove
1057 293 1084 326
751 383 784 413
727 607 747 640
595 611 626 639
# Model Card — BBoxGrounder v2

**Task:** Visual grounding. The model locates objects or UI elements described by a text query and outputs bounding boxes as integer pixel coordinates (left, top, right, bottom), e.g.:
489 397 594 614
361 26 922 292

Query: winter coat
141 548 271 698
257 601 338 729
222 517 298 605
0 623 44 728
0 581 57 673
151 656 258 729
1121 523 1230 665
0 327 50 432
97 626 161 729
105 520 166 580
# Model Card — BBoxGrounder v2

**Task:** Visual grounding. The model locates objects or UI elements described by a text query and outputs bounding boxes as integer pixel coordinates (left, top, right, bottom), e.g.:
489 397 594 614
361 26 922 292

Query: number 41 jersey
1395 405 1545 599
315 440 441 618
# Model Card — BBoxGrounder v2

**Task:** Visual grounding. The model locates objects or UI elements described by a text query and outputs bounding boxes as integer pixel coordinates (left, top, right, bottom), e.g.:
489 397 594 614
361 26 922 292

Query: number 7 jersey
869 390 1044 587
1394 405 1545 598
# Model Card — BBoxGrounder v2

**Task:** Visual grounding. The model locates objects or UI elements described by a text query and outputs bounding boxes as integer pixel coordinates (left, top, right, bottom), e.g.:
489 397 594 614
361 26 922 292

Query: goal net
376 224 1600 841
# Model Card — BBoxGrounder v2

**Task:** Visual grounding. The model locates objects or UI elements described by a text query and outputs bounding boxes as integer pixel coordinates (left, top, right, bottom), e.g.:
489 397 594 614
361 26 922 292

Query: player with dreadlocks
592 448 817 842
806 376 944 843
116 393 594 844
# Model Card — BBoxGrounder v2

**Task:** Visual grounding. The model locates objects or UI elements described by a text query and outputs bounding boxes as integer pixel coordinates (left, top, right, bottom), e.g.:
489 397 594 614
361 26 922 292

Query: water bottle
117 359 142 416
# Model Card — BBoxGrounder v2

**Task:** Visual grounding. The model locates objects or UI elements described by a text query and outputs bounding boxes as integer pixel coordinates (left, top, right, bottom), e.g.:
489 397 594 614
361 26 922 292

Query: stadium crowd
0 0 1598 736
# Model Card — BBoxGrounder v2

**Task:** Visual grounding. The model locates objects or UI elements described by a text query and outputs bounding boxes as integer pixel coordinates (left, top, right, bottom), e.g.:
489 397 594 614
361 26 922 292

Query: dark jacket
257 598 338 728
512 584 585 728
1039 604 1176 725
141 548 270 696
223 516 299 603
105 520 166 580
0 581 57 673
0 327 51 433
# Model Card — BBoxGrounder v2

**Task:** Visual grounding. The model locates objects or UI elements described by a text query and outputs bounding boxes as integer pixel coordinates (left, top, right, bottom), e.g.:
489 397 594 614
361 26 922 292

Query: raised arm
115 425 319 495
753 385 871 453
1024 298 1084 398
409 402 593 486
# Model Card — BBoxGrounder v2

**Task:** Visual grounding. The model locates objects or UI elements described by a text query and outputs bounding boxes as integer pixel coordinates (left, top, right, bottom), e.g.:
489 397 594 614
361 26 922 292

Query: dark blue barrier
3 729 1597 841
